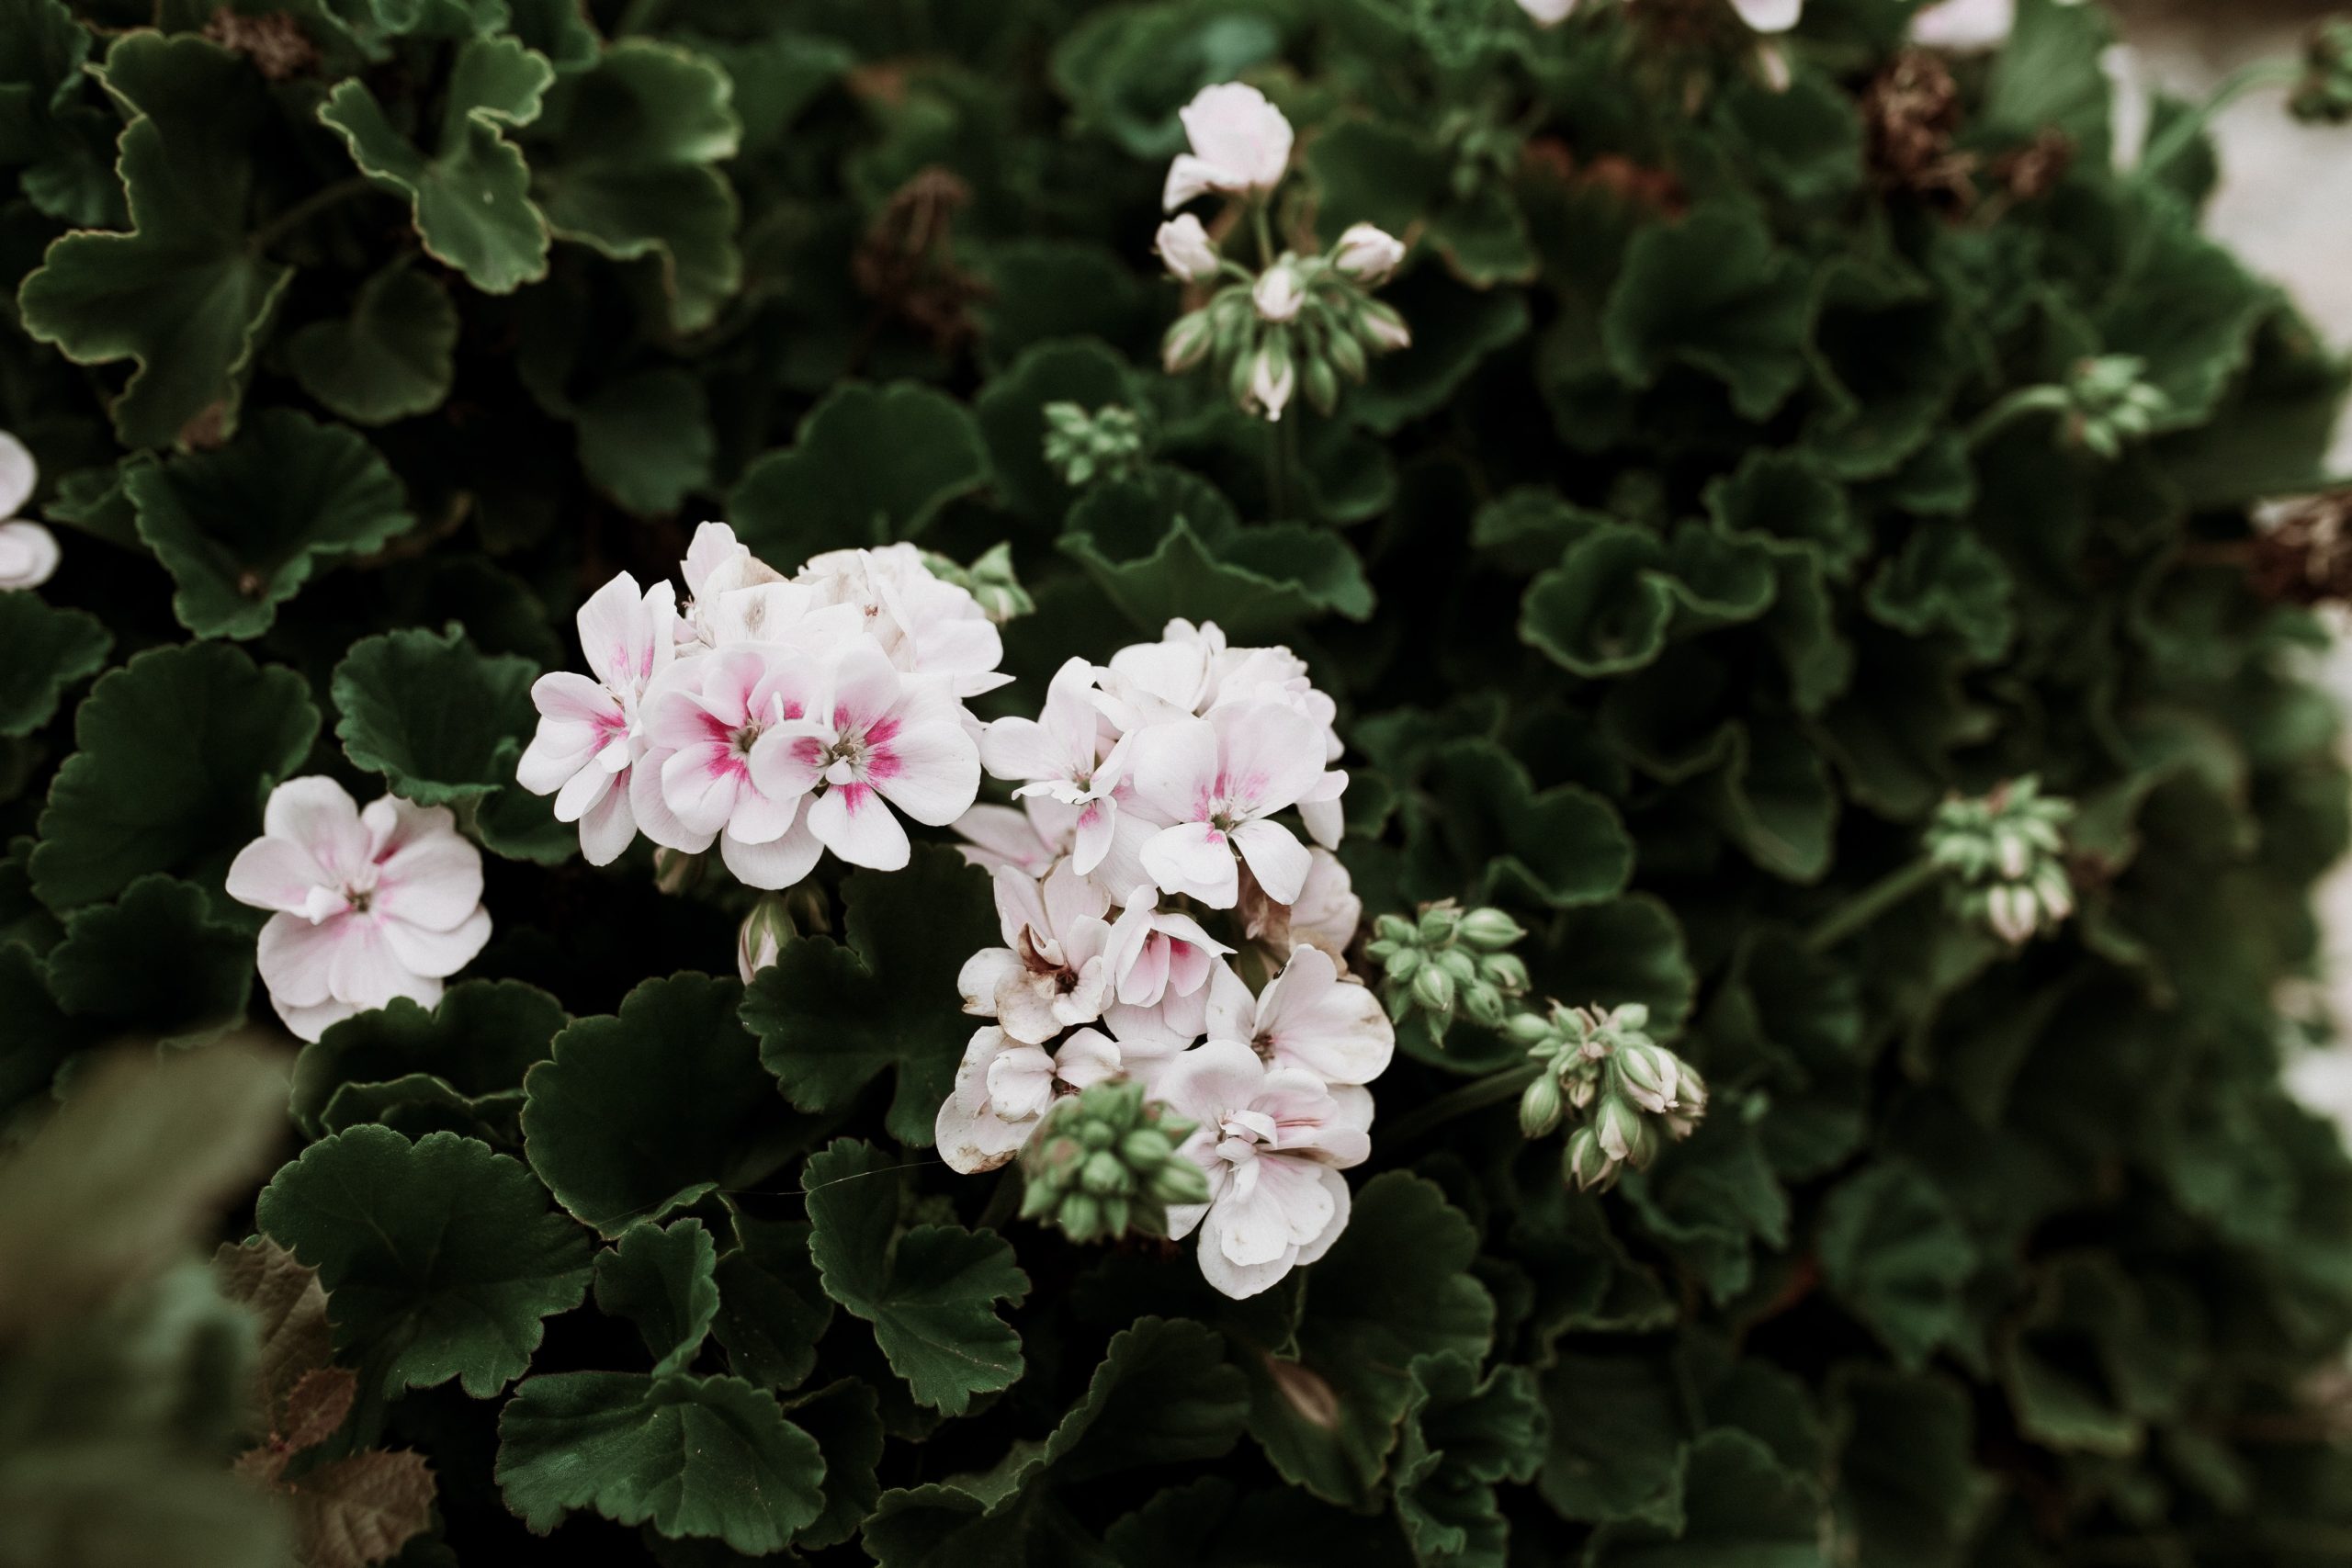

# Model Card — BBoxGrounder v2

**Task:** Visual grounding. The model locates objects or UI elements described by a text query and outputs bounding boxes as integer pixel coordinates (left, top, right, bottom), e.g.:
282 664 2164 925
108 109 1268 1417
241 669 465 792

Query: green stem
1963 385 2071 448
248 175 376 252
2138 58 2302 177
1267 406 1303 519
974 1165 1022 1233
1251 200 1277 269
615 0 670 36
1804 856 1944 954
1384 1061 1541 1145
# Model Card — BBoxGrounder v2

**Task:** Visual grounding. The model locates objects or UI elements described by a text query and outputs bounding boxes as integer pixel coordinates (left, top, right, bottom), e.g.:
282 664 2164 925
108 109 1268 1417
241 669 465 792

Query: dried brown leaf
289 1450 436 1568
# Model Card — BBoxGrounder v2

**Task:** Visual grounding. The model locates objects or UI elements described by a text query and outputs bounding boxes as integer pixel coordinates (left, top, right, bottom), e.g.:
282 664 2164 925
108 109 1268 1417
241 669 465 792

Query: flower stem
1803 856 1944 954
1251 200 1277 269
615 0 670 36
1383 1061 1541 1145
1963 385 2072 448
2138 58 2302 178
248 175 377 252
974 1166 1022 1233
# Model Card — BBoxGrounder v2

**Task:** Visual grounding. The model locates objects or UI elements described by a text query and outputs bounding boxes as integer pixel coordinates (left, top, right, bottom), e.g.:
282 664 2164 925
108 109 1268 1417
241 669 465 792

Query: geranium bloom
516 571 677 864
1163 83 1294 211
1204 946 1393 1085
1731 0 1802 31
1910 0 2011 49
1155 214 1222 281
935 1024 1122 1174
1284 847 1363 959
1516 0 1578 22
1126 700 1328 908
797 543 1010 699
0 430 58 592
637 644 830 889
1156 1039 1373 1298
979 658 1131 874
747 637 981 872
957 862 1118 1044
951 798 1073 878
1103 888 1232 1010
227 777 492 1043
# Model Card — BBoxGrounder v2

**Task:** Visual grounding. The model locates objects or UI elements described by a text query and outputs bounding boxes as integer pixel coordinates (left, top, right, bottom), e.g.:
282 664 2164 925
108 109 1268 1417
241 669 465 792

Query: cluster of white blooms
1516 0 1802 32
0 431 61 592
1153 85 1412 423
937 618 1392 1300
516 525 1001 882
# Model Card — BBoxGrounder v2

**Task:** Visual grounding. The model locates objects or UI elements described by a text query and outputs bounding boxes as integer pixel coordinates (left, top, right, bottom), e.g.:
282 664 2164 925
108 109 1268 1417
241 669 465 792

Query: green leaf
1537 1345 1688 1524
1602 203 1815 421
1863 521 2015 665
332 625 537 807
318 34 554 294
126 408 417 639
496 1371 825 1552
789 1378 886 1551
1395 1354 1545 1568
1404 739 1634 910
1584 1429 1828 1567
42 874 249 1046
254 1125 593 1398
1704 448 1867 581
729 382 991 562
1981 0 2116 165
1352 270 1531 434
283 265 460 425
712 1215 832 1393
803 1137 1029 1416
1521 522 1777 677
573 367 714 515
1621 1114 1791 1305
0 592 108 738
1059 465 1374 640
1816 1162 1979 1372
1830 1367 1994 1568
741 845 997 1148
595 1219 721 1377
17 33 292 448
1245 1172 1495 1505
529 39 742 333
1997 1255 2186 1456
30 641 319 910
290 978 566 1139
525 973 801 1235
973 336 1136 524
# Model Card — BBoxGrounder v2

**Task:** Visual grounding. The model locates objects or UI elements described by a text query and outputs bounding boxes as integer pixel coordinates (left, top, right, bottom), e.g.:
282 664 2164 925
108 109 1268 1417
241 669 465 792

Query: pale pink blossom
1126 701 1328 908
951 798 1073 878
957 862 1118 1044
1164 83 1294 211
1155 214 1222 282
979 659 1131 875
935 1024 1124 1174
1285 848 1363 959
1102 887 1232 1010
0 430 57 592
1909 0 2013 50
746 637 981 873
796 543 1010 699
1730 0 1801 30
635 644 829 889
1204 947 1392 1085
516 571 678 864
1515 0 1578 23
1093 619 1227 732
227 777 492 1043
674 522 787 650
1330 223 1405 286
1157 1039 1371 1298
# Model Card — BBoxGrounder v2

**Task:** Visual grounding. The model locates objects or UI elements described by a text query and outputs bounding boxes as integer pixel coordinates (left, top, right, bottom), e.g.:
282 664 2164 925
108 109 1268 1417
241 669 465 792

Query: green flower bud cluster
2290 19 2352 125
920 541 1034 625
1927 775 2076 946
1161 250 1412 423
1365 901 1530 1038
1507 1002 1707 1193
2064 355 2169 458
1039 401 1148 489
1018 1079 1210 1244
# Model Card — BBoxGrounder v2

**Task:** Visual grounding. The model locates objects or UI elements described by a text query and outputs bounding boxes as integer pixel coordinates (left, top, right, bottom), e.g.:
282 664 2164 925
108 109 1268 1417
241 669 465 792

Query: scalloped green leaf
1585 1429 1827 1566
331 624 537 807
1404 739 1634 910
712 1214 832 1394
1863 520 2016 665
804 1138 1029 1416
282 265 460 426
974 336 1137 524
1601 203 1814 421
30 641 319 910
0 592 107 738
255 1125 594 1398
318 34 554 294
42 874 250 1047
595 1218 720 1377
1817 1162 1979 1371
291 978 566 1139
729 382 991 562
1394 1354 1545 1568
126 408 416 639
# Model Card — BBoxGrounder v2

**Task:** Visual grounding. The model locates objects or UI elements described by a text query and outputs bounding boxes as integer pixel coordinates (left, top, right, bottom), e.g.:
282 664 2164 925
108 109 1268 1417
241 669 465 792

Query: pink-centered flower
1103 886 1232 1010
957 861 1118 1045
1126 700 1328 908
1164 83 1295 211
636 643 830 889
0 430 58 592
1156 1039 1372 1299
746 637 981 873
951 798 1074 878
1204 946 1392 1085
516 571 678 865
227 777 492 1043
935 1024 1124 1174
980 658 1132 875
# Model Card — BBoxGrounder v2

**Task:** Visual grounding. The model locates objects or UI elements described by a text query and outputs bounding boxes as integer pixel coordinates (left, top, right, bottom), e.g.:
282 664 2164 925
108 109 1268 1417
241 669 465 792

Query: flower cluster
1041 401 1148 488
937 617 1392 1299
1510 1001 1705 1192
1365 901 1531 1035
1154 85 1411 423
2062 355 2170 458
516 525 1001 881
1018 1079 1210 1244
1928 775 2076 945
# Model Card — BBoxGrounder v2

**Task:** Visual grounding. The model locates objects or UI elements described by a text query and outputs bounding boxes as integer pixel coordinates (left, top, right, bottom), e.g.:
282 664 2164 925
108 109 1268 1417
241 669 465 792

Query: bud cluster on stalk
2063 355 2169 458
1018 1080 1211 1243
1508 1001 1706 1192
1927 774 2077 946
1040 401 1148 489
1365 900 1531 1038
917 541 1034 625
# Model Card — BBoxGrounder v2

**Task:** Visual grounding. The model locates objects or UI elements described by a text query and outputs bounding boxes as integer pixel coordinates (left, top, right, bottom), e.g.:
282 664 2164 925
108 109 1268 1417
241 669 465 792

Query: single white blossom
934 1024 1123 1175
797 542 1012 699
226 777 492 1043
1516 0 1579 23
1102 886 1233 1009
1731 0 1802 31
1909 0 2012 48
1155 214 1223 282
1127 700 1328 908
1157 1038 1372 1298
957 861 1118 1045
1164 82 1295 211
516 571 678 865
1330 223 1406 286
0 430 58 592
980 659 1133 876
1204 946 1392 1085
636 643 831 889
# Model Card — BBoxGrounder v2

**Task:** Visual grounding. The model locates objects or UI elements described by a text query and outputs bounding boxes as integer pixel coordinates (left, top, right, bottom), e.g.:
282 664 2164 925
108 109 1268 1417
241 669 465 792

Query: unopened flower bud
1520 1072 1564 1138
1246 338 1296 422
1020 1081 1203 1242
1412 963 1456 1017
1505 1010 1555 1046
1434 948 1478 987
652 847 704 896
1303 354 1340 415
1564 1125 1615 1190
1479 953 1530 996
1457 908 1525 951
921 541 1035 623
1330 222 1407 286
1612 1040 1680 1115
1360 300 1411 353
1163 310 1216 373
1385 946 1424 984
1595 1094 1643 1163
1464 980 1510 1031
1253 258 1305 322
736 895 795 982
1155 213 1223 282
1418 903 1464 943
1375 913 1417 945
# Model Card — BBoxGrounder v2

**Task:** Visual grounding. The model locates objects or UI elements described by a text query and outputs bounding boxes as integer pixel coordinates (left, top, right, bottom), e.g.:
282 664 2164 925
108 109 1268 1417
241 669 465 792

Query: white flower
1252 260 1304 322
934 1024 1123 1175
516 571 678 865
1126 700 1328 908
957 861 1118 1045
1516 0 1579 24
1730 0 1802 31
0 430 58 592
1285 848 1363 959
1330 223 1406 286
226 777 492 1043
1156 1039 1371 1298
635 643 831 889
1094 618 1227 731
1164 82 1295 211
1155 214 1223 282
1204 946 1392 1086
979 658 1131 876
1909 0 2011 48
950 798 1073 878
675 521 787 649
796 542 1012 699
1247 345 1295 423
1103 886 1233 1009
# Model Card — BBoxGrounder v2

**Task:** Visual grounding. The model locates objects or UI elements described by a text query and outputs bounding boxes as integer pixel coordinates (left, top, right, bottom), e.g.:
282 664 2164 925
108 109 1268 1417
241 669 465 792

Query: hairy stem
1383 1060 1541 1145
1804 856 1944 954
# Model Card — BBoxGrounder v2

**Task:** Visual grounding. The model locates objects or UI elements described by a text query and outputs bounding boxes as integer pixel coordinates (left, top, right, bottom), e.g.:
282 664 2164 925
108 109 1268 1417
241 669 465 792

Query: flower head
227 777 492 1042
1204 945 1393 1086
1155 213 1223 282
957 861 1119 1044
516 571 678 864
0 430 57 592
1164 83 1295 211
934 1023 1125 1175
1126 700 1329 908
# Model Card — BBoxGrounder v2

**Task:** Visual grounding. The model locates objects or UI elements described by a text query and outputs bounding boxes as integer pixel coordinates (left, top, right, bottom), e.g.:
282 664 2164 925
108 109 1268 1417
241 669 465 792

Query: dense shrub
6 0 2352 1564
